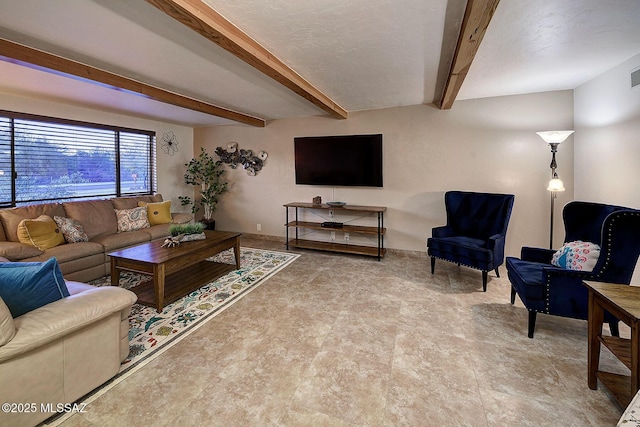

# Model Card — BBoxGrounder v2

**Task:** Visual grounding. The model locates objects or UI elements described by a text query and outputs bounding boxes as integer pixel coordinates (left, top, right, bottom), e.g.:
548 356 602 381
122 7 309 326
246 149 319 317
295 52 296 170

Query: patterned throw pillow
115 207 150 233
551 240 601 272
53 216 89 243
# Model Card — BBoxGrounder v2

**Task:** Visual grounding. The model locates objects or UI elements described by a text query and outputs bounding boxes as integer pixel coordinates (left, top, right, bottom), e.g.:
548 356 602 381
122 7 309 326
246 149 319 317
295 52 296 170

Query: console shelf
284 202 386 260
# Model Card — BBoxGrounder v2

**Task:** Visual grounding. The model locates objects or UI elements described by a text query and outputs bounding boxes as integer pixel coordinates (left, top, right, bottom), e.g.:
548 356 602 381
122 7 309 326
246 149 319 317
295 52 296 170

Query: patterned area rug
42 247 298 426
89 247 299 375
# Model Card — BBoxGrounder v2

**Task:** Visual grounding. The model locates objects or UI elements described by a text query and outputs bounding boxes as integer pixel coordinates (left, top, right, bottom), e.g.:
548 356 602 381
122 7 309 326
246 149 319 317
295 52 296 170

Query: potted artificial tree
179 147 228 230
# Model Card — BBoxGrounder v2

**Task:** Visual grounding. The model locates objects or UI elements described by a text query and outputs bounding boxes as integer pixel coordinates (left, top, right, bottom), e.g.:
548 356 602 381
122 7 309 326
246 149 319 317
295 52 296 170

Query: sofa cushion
0 297 16 346
115 207 149 232
0 203 66 242
28 241 104 264
0 257 70 318
141 224 173 240
63 199 118 240
17 215 66 250
111 194 163 210
53 216 89 243
93 230 151 252
139 200 172 225
65 281 95 295
0 242 43 261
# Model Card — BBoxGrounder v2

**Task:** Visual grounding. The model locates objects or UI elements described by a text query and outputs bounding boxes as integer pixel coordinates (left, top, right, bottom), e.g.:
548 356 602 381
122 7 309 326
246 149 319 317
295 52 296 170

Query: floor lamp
536 130 574 249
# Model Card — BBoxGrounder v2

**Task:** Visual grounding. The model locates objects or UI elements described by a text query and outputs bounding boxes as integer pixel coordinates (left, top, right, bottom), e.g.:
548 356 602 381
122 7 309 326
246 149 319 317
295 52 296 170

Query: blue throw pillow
0 257 70 318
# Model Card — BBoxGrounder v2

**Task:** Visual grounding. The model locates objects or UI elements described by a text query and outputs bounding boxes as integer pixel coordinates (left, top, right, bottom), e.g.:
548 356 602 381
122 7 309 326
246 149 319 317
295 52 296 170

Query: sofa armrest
0 298 15 346
0 286 137 362
0 242 43 261
521 246 555 263
171 212 193 224
431 225 454 238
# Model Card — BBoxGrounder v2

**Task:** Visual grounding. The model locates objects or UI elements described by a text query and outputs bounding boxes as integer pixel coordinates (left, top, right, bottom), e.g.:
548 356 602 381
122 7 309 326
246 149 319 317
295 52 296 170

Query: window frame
0 109 156 207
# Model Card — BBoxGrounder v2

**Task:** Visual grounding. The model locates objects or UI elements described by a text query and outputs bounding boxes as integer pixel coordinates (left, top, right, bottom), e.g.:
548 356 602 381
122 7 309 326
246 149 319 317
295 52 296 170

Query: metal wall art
215 142 268 176
160 131 179 155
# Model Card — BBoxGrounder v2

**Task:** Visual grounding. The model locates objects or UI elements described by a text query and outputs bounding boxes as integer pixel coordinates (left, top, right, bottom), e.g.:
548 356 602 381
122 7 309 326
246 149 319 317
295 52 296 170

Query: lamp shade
547 177 565 192
536 131 575 144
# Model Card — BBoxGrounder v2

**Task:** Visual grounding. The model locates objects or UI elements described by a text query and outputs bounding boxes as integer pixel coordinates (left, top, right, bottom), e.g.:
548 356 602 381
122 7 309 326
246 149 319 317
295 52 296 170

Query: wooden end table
585 280 640 407
108 230 241 312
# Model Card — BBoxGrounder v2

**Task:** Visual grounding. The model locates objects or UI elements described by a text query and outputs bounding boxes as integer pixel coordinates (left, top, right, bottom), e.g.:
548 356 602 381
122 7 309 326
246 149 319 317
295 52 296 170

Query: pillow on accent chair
53 216 89 243
138 200 172 225
17 215 66 250
115 207 150 232
0 257 70 318
551 240 601 272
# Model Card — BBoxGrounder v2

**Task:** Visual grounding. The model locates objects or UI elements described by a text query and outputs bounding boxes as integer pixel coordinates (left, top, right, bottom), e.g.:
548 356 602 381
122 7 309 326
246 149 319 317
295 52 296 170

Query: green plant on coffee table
169 222 205 237
178 147 228 223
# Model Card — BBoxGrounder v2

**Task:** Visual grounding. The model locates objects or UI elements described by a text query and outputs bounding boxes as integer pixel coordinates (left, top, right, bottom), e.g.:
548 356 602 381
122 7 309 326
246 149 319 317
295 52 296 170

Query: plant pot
201 219 215 230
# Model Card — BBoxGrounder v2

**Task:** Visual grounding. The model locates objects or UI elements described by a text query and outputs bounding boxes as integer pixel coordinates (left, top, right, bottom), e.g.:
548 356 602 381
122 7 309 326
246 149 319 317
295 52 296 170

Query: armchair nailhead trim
430 255 493 272
544 211 640 312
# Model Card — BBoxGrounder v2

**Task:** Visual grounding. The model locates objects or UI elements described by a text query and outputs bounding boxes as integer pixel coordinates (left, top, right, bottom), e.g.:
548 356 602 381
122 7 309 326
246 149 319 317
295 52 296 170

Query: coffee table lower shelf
130 260 237 310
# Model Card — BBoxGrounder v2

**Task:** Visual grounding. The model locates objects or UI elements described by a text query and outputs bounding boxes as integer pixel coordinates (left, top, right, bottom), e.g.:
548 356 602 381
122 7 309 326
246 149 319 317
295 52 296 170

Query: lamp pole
536 130 573 250
549 142 559 250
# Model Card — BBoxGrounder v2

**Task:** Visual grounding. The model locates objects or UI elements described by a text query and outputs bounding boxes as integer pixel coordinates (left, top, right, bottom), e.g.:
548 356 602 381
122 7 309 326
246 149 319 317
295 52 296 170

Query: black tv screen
294 134 383 187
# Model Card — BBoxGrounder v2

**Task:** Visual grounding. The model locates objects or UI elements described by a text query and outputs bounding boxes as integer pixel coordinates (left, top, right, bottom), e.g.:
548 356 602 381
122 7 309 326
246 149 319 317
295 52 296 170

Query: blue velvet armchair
427 191 515 292
507 201 640 338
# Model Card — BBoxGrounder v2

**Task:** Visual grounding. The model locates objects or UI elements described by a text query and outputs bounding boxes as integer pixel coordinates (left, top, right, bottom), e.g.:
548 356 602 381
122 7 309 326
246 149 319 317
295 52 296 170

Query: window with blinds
0 111 155 207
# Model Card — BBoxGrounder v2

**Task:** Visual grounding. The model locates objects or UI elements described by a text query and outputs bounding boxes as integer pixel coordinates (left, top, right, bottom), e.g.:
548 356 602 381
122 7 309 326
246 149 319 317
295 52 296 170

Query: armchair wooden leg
430 257 435 274
482 271 488 292
528 310 537 338
495 267 500 278
609 321 620 337
510 287 516 304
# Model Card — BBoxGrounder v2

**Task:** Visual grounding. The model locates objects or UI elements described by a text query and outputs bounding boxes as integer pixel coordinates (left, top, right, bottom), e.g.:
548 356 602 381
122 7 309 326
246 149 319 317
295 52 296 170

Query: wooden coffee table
108 230 241 312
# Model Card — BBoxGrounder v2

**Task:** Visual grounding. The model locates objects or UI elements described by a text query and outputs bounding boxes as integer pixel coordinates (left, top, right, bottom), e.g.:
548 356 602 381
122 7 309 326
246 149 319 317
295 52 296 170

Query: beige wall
574 53 640 208
195 90 575 257
574 53 640 284
0 92 195 212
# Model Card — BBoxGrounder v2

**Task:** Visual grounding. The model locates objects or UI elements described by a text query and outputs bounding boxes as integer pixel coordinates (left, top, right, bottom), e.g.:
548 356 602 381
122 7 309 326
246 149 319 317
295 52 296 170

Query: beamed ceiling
0 0 639 127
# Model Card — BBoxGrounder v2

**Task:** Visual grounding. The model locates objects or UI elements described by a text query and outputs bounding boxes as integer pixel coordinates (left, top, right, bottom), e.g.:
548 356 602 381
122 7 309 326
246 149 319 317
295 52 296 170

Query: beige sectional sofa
0 279 137 427
0 194 192 282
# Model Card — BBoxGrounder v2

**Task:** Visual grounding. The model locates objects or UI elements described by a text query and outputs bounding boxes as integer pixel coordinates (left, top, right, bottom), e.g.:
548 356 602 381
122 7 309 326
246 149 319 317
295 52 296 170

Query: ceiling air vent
632 67 640 88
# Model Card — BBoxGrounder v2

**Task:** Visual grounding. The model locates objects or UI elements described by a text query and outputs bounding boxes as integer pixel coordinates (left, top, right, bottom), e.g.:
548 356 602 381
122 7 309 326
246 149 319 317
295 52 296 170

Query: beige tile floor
57 236 627 426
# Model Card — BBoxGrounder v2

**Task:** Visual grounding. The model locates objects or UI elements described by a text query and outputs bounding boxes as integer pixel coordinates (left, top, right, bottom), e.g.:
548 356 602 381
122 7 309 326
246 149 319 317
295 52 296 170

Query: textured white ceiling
0 0 638 127
203 0 447 111
458 0 640 100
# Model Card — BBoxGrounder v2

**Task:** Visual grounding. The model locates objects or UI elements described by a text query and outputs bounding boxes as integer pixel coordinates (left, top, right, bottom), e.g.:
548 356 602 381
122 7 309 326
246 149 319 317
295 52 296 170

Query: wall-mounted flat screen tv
294 134 383 187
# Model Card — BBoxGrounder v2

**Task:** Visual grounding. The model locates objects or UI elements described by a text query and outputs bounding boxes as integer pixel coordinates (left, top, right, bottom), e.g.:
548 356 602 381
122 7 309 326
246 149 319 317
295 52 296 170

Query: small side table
585 281 640 407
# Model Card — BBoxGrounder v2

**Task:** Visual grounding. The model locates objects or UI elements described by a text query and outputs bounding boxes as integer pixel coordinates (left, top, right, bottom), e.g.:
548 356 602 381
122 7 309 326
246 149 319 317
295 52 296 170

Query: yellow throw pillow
17 215 66 250
138 200 172 225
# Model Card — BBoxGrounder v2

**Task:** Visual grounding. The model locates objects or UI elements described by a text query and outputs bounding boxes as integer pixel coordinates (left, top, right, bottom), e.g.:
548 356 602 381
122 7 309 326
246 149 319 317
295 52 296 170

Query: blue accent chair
507 201 640 338
427 191 515 292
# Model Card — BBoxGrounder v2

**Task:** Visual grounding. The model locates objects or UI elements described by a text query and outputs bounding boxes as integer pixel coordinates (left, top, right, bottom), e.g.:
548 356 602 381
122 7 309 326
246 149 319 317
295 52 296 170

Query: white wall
574 53 640 208
575 53 640 284
195 90 574 256
0 92 195 212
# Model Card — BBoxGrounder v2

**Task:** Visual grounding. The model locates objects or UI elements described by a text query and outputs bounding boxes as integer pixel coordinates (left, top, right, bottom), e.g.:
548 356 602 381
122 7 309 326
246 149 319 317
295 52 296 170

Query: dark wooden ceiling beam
437 0 500 110
0 38 266 127
145 0 348 120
